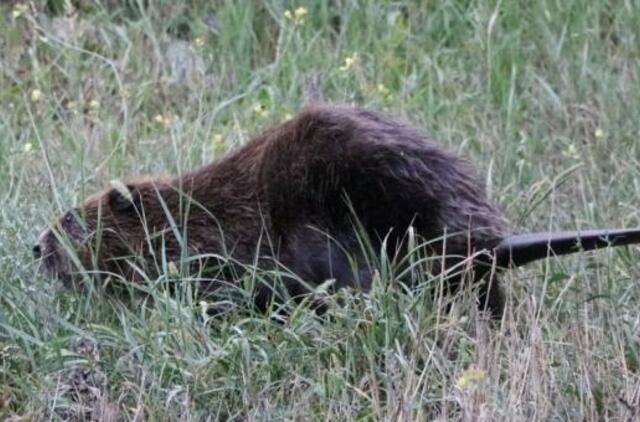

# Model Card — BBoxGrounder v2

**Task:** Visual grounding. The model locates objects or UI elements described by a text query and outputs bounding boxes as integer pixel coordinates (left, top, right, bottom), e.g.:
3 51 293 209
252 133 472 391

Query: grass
1 0 640 419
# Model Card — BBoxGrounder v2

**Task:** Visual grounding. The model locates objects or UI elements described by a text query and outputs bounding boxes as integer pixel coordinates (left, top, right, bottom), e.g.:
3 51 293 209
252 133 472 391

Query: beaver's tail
494 228 640 268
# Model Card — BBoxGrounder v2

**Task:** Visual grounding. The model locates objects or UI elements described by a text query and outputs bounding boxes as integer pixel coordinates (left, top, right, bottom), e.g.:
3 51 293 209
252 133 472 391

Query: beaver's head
34 177 179 285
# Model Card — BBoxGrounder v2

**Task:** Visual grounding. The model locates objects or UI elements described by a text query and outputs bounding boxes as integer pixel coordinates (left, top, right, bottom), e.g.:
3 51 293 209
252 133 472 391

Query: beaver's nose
32 244 42 259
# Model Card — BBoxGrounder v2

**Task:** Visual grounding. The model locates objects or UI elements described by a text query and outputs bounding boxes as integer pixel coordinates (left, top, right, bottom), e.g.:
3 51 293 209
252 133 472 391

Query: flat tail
494 228 640 268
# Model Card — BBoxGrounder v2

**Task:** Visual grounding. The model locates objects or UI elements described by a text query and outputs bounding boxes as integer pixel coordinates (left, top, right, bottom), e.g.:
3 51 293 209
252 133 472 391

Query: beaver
33 104 640 317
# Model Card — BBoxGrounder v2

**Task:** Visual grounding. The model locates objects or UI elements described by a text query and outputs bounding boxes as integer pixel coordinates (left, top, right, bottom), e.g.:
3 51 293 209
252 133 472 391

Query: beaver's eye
64 213 74 225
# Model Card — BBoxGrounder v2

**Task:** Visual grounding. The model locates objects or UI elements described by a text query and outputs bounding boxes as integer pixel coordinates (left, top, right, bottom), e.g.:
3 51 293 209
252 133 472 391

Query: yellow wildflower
284 6 308 25
456 368 487 389
23 143 33 153
377 83 393 100
89 99 100 109
212 133 224 147
211 133 226 155
30 89 43 102
294 7 308 20
154 114 170 127
194 37 205 48
564 143 579 159
253 103 269 118
339 54 357 71
594 128 605 139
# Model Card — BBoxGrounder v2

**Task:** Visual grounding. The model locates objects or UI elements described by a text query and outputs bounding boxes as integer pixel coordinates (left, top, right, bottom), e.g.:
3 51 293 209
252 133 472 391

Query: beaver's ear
107 181 139 212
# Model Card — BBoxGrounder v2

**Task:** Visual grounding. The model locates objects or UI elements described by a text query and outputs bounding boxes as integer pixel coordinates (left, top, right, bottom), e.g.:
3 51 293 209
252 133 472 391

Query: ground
1 1 640 420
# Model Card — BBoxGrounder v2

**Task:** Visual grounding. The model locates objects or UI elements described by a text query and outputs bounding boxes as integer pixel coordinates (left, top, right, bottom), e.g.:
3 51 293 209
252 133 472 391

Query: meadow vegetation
1 0 640 419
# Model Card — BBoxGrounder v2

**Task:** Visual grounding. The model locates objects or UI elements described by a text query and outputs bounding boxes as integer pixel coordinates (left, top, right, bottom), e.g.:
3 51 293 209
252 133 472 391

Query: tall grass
1 0 640 419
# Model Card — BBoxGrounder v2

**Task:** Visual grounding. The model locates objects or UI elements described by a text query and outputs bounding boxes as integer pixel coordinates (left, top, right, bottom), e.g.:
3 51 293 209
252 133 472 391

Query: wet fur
36 105 510 315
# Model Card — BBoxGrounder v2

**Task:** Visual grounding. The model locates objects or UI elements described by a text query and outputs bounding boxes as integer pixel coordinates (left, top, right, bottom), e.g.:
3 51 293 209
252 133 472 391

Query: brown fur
35 104 509 314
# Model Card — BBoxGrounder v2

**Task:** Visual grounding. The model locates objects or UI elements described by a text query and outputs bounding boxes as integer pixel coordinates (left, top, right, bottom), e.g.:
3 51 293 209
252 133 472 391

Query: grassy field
2 0 640 420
